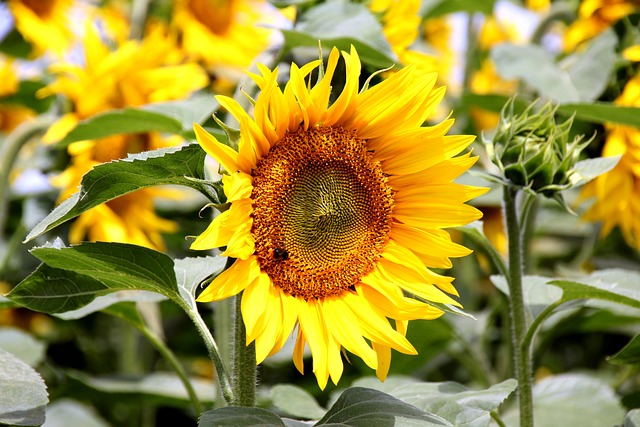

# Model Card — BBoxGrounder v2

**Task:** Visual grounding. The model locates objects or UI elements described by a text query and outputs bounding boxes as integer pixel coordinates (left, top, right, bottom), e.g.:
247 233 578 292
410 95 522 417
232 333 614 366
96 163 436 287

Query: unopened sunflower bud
486 98 589 196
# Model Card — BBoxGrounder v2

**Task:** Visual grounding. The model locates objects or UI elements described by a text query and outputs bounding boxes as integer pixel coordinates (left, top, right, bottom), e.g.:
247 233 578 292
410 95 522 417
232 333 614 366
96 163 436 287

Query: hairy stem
230 292 257 406
504 185 534 427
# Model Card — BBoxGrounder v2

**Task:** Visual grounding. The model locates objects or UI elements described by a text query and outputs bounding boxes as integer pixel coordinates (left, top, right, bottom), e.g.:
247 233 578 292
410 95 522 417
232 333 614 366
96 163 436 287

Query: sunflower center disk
251 127 394 300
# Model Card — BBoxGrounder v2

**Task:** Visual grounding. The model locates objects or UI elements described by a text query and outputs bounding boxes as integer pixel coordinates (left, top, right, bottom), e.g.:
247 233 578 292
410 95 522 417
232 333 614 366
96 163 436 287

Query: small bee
272 247 289 261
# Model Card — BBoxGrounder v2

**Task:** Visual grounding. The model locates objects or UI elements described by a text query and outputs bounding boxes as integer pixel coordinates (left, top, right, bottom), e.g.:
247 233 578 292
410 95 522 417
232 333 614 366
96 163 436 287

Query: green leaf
55 291 165 321
24 143 207 242
175 255 227 312
7 242 179 314
199 406 285 427
387 379 517 427
317 387 450 426
502 373 624 427
625 409 640 427
282 1 396 69
0 348 48 426
58 92 218 146
0 28 32 58
0 327 46 367
549 279 640 311
557 102 640 127
44 399 109 427
560 30 617 102
59 109 183 146
271 384 326 420
491 275 564 319
609 333 640 365
569 156 621 187
491 31 616 103
424 0 496 18
64 370 216 407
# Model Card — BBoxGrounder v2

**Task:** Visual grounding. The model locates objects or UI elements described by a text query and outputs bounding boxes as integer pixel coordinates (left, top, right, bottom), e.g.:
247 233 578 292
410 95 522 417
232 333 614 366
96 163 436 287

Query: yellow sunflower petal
194 124 239 173
196 256 260 302
242 273 271 343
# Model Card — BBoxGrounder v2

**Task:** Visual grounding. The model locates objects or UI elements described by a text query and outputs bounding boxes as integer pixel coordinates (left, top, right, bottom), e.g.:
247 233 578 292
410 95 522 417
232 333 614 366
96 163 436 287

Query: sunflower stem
182 303 235 406
503 185 534 427
230 292 257 406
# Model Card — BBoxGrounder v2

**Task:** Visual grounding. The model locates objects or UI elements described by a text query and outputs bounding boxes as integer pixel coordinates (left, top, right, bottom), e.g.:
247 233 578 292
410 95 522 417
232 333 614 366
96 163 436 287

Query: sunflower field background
2 0 640 426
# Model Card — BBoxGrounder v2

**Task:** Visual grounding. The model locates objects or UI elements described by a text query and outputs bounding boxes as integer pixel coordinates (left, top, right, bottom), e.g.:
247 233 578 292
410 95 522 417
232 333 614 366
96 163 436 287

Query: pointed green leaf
55 291 165 320
25 143 207 242
317 387 450 426
7 242 179 314
199 406 286 427
271 384 326 420
0 348 48 426
569 156 621 186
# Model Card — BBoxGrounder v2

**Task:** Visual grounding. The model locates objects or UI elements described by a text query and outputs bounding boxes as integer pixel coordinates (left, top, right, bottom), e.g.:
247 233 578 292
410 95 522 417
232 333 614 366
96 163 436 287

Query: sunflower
191 47 485 388
564 0 640 51
0 59 34 132
579 74 640 248
370 0 439 72
8 0 74 56
39 24 208 250
172 0 285 79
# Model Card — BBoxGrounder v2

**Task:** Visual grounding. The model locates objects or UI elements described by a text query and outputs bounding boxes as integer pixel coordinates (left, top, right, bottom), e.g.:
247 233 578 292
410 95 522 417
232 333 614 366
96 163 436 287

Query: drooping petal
196 256 261 302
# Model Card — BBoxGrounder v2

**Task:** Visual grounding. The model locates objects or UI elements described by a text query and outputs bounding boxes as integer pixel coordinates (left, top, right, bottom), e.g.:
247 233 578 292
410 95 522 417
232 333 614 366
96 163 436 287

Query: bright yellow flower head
191 47 486 388
8 0 74 56
39 24 209 250
564 0 640 51
580 74 640 248
172 0 284 77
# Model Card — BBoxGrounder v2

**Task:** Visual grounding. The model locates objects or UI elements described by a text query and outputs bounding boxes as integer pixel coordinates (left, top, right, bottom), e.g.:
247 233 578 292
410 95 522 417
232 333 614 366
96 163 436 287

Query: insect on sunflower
192 46 486 389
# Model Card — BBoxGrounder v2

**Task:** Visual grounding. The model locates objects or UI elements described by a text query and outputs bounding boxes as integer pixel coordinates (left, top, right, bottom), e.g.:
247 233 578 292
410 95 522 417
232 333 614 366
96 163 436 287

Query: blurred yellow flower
579 74 640 248
0 60 34 132
564 0 640 51
8 0 75 56
526 0 551 12
39 24 209 250
172 0 285 78
370 0 439 72
191 46 485 388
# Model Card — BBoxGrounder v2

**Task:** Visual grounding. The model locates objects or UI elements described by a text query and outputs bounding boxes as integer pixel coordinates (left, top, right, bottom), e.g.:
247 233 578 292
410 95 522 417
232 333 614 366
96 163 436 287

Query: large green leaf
271 384 327 420
24 143 207 242
491 31 616 103
389 379 517 427
502 373 624 427
175 256 227 311
283 0 396 69
0 327 46 367
625 409 640 427
199 406 285 427
43 399 109 427
0 348 48 427
7 242 179 314
64 370 216 408
316 387 450 426
58 92 218 146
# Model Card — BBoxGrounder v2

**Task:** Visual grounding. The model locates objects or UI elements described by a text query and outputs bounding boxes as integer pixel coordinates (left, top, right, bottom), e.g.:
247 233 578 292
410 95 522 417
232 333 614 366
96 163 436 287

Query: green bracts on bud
485 98 589 197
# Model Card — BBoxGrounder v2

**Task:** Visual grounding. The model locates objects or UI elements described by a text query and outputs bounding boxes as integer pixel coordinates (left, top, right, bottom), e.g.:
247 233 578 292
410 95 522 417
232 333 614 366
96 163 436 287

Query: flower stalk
231 292 257 407
503 185 534 427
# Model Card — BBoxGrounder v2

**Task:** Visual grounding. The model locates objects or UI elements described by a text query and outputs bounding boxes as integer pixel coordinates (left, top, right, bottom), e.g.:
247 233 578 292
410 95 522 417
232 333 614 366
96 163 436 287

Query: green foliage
24 143 210 242
0 348 48 427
